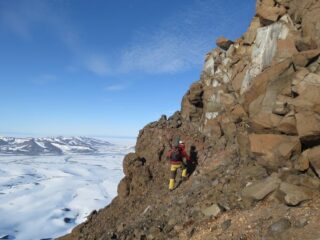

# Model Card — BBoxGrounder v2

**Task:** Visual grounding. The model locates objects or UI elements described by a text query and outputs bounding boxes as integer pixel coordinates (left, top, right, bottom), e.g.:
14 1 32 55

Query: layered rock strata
60 0 320 239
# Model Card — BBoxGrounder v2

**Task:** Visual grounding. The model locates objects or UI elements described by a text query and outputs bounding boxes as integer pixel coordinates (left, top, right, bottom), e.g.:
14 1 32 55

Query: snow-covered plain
0 138 135 240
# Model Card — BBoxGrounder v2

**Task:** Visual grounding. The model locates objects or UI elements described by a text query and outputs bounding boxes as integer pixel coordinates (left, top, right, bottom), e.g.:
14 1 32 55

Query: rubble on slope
59 0 320 239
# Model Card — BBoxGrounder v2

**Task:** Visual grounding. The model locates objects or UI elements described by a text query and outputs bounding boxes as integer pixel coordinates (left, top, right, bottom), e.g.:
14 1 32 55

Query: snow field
0 140 135 240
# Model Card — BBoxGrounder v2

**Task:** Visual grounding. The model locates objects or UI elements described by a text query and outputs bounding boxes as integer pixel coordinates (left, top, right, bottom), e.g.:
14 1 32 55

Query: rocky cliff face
59 0 320 239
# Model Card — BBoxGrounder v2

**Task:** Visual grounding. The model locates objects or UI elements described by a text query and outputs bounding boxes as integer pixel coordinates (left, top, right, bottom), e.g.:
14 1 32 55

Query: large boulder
256 0 276 8
292 49 320 68
274 39 298 63
293 73 320 95
188 82 203 106
201 118 221 138
216 37 234 51
256 3 286 26
272 100 290 115
241 21 292 95
288 0 320 48
232 63 249 92
243 59 293 109
181 82 204 122
291 68 310 85
123 153 140 177
295 38 316 52
230 104 248 122
201 204 221 217
242 175 281 200
266 218 292 238
296 151 310 171
295 111 320 141
244 17 261 45
250 111 282 131
247 60 295 132
277 112 297 135
297 146 320 176
249 134 301 168
292 73 320 114
285 174 320 189
117 177 130 199
279 182 313 206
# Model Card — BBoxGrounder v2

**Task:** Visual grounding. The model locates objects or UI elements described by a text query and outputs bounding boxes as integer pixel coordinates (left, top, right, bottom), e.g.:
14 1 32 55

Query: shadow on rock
188 145 198 176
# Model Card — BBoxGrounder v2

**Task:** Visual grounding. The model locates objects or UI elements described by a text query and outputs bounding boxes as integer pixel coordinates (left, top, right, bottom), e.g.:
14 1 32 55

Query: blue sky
0 0 255 137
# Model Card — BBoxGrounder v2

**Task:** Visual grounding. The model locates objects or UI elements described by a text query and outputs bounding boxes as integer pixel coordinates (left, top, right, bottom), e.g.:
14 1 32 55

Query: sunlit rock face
181 0 320 142
59 0 320 239
241 17 292 94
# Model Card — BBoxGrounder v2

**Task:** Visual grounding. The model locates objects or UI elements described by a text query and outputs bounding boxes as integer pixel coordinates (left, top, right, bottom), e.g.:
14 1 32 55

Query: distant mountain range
0 136 113 155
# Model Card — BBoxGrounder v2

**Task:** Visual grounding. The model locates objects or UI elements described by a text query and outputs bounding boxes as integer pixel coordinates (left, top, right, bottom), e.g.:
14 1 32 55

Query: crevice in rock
291 91 299 98
309 162 320 178
306 55 320 67
301 137 320 152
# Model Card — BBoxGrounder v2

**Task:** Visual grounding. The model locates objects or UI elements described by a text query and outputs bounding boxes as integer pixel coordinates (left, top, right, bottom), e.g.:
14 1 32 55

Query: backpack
170 148 182 161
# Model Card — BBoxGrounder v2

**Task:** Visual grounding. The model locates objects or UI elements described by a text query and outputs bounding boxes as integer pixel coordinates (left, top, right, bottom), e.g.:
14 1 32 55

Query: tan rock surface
295 111 320 140
58 1 320 239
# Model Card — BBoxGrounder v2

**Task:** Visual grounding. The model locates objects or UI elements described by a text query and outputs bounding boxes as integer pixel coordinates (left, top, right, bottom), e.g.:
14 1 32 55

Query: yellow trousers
169 163 187 190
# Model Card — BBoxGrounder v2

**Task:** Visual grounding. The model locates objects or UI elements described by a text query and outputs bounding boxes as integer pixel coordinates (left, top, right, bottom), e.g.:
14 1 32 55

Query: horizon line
0 131 137 139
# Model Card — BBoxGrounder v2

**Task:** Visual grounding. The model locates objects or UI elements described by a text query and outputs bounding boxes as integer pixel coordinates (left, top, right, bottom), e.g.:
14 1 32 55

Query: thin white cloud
0 0 53 39
118 0 228 74
84 55 109 76
31 74 57 85
120 36 186 73
0 0 251 76
1 9 31 39
105 84 128 91
0 1 111 77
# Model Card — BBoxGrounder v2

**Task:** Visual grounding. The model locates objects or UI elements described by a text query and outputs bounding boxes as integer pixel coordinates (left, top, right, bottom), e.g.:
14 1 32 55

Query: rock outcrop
59 0 320 239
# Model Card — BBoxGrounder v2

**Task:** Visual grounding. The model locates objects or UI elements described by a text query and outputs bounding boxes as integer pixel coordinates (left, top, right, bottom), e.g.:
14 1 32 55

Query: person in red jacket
167 140 190 190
